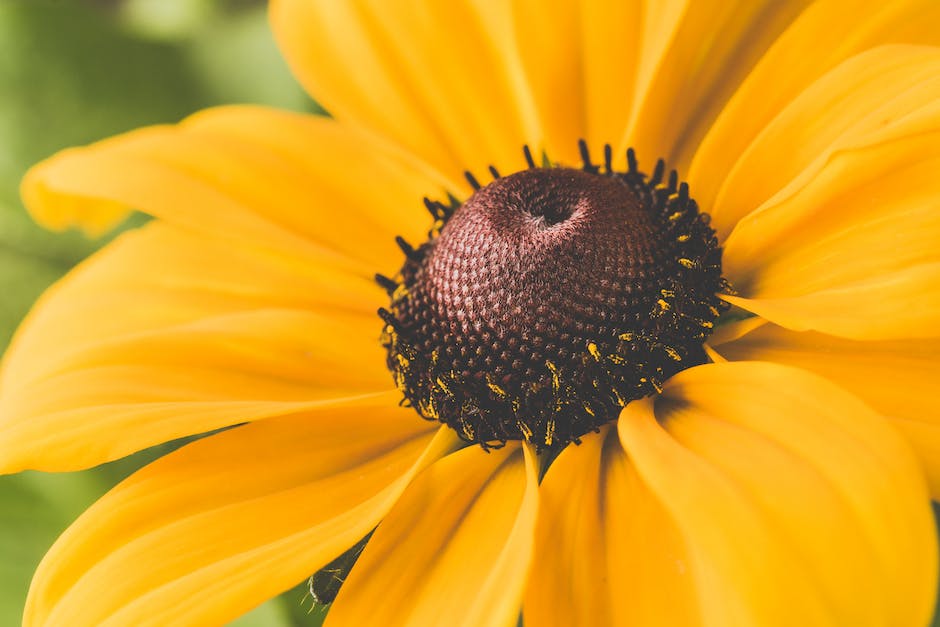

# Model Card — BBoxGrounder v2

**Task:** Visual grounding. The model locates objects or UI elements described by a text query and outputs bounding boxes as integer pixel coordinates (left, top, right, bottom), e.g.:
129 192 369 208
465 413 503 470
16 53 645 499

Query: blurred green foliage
0 1 321 624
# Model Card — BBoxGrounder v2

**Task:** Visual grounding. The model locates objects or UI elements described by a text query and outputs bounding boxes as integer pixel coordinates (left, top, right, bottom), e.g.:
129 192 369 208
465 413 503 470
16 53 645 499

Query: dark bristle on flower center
377 145 728 452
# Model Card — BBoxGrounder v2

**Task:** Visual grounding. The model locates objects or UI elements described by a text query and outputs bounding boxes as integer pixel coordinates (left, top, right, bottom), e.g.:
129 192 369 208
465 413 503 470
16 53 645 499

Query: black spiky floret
377 144 729 451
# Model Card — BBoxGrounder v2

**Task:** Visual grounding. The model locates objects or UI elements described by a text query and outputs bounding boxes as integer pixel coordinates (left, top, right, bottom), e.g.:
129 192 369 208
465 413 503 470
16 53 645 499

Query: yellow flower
2 0 939 625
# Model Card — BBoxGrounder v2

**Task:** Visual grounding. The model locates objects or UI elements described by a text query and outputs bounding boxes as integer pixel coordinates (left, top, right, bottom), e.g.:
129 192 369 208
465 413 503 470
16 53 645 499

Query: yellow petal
270 0 538 182
706 44 940 241
619 361 936 627
327 443 538 627
524 426 700 627
713 320 940 498
513 0 811 170
622 0 811 172
22 105 450 272
24 397 458 627
689 0 940 213
0 222 394 472
510 0 643 164
719 91 940 339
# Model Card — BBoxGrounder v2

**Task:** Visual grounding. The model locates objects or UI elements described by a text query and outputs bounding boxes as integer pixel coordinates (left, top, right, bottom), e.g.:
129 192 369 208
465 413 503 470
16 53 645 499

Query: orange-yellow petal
524 426 700 627
689 0 940 213
24 396 458 627
509 0 642 164
510 0 809 169
712 320 940 498
22 105 450 273
619 361 936 627
708 43 940 241
270 0 538 183
0 222 394 472
327 443 538 627
622 0 811 173
717 77 940 339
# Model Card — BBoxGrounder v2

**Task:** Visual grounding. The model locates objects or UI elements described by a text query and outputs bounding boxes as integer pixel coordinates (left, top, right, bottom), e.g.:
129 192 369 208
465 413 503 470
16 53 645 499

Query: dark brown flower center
378 148 727 451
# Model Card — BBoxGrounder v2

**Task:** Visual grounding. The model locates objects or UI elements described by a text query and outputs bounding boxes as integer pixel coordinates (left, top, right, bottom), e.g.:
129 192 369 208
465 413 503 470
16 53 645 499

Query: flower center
378 147 727 450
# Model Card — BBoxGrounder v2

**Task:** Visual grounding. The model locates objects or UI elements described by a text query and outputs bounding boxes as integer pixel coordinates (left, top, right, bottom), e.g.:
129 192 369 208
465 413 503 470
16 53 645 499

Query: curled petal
22 106 449 272
689 0 940 212
706 45 940 339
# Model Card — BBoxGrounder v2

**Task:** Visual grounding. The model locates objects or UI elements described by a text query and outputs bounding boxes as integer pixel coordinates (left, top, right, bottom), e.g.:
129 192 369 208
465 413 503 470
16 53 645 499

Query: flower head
2 1 940 625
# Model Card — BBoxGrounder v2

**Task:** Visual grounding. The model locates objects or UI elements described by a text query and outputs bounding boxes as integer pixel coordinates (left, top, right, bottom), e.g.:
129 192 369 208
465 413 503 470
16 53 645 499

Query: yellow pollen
486 376 508 399
587 342 602 361
461 422 475 440
517 420 533 440
546 360 561 392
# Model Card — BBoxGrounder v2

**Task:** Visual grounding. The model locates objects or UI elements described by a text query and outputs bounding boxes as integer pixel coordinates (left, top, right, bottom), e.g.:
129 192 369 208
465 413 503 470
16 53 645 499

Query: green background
0 1 937 625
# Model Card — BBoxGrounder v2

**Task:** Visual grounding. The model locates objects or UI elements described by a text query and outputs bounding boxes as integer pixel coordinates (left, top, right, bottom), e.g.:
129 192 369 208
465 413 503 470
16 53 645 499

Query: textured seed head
381 160 727 450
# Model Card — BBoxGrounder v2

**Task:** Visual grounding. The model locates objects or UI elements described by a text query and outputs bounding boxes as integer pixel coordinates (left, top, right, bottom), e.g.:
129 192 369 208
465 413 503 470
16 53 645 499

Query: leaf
182 4 321 114
228 596 297 627
0 472 110 626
